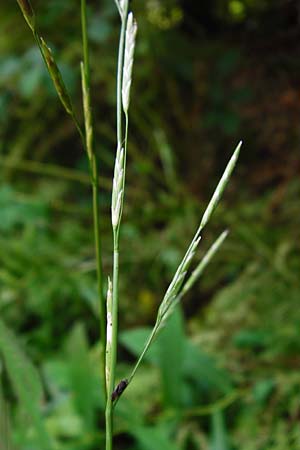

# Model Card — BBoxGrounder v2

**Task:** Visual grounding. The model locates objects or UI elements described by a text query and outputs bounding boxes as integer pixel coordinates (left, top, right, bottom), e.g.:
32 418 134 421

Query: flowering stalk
106 1 137 449
80 0 106 401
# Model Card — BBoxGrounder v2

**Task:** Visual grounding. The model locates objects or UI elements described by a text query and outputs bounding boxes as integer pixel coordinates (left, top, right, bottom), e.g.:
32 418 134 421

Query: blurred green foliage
1 0 300 449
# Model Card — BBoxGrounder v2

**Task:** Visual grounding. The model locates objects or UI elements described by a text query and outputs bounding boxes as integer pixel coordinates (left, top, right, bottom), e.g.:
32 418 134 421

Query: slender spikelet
181 230 229 296
157 236 201 329
16 0 35 32
39 38 73 116
199 141 242 232
105 278 113 393
81 62 93 160
111 145 125 228
122 12 138 113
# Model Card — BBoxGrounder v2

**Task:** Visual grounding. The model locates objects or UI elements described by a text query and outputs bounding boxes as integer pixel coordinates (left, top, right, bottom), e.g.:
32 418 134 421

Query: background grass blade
210 410 230 450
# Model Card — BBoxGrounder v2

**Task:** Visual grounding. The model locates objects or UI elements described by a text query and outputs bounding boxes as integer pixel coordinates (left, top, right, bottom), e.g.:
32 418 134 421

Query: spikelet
105 278 113 393
199 141 242 231
39 38 73 116
181 230 229 296
111 145 125 228
156 236 201 330
16 0 35 32
81 62 93 160
122 12 138 113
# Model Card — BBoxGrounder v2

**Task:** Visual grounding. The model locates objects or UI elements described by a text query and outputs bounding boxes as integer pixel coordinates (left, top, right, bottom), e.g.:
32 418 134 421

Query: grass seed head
40 38 73 116
81 62 93 160
122 12 138 113
111 146 125 228
16 0 35 32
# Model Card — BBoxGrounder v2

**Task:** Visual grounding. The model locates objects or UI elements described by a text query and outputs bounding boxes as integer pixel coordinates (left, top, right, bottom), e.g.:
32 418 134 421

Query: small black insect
111 379 128 402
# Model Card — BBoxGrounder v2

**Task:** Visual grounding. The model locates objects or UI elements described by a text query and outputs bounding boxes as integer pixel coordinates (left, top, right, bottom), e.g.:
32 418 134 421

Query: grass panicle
125 143 241 390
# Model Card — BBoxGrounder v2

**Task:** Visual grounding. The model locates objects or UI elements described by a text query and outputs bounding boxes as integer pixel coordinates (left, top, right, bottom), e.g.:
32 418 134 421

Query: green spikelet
39 37 73 115
16 0 35 31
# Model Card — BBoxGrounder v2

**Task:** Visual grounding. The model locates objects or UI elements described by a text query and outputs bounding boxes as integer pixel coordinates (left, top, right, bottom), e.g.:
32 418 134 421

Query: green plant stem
106 3 129 448
92 154 106 397
106 234 119 450
116 233 229 403
80 0 106 400
105 401 113 450
113 320 158 410
128 323 158 384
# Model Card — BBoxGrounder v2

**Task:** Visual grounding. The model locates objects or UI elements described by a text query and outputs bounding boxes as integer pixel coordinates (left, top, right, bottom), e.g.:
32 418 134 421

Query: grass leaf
210 410 230 450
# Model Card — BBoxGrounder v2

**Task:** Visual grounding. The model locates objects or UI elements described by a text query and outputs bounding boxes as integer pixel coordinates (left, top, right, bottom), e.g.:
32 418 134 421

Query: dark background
0 1 300 449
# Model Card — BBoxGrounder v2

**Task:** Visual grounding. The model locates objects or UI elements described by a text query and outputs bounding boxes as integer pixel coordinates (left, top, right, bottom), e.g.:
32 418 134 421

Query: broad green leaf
133 425 180 450
0 377 13 450
158 306 185 408
183 342 232 395
0 319 51 449
120 327 159 363
121 326 232 398
66 322 103 429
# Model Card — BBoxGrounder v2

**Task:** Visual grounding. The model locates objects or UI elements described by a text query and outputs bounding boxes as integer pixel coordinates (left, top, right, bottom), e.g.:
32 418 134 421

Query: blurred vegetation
0 0 300 449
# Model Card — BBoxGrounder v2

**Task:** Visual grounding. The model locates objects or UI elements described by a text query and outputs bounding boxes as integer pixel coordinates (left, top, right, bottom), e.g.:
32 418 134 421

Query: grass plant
15 1 241 448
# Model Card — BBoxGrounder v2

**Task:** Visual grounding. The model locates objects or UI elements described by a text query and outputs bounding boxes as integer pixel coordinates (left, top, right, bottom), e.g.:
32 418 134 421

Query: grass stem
81 0 106 400
106 2 129 447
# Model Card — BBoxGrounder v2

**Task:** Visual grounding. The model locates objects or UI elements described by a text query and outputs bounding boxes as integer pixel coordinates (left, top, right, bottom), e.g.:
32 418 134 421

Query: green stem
105 400 113 450
106 234 119 450
106 3 129 447
113 321 158 409
128 323 158 384
92 154 106 398
81 0 106 400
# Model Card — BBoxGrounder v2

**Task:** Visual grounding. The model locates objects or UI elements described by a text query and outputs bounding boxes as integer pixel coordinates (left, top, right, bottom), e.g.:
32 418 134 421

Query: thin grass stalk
106 2 129 448
127 323 158 385
108 1 138 414
80 0 106 401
